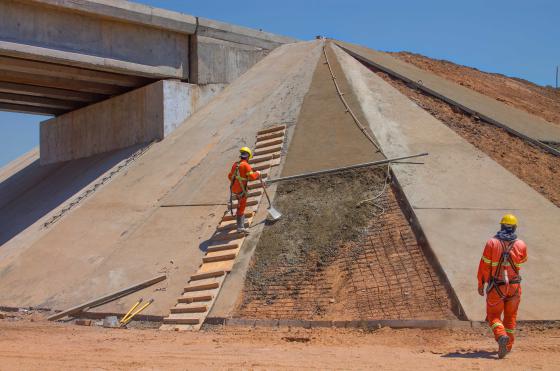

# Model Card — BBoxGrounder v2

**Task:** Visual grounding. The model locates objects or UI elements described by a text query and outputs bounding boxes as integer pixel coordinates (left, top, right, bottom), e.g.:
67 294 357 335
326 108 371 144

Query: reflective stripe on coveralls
477 238 528 352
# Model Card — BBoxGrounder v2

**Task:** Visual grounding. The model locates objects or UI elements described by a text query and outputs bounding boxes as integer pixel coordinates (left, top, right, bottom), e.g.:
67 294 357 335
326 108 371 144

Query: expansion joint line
322 44 383 154
41 141 156 230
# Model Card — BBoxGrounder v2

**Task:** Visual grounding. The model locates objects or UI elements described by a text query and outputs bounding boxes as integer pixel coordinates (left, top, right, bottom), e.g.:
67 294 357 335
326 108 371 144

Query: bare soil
1 316 560 370
390 51 560 126
365 66 560 208
236 168 455 320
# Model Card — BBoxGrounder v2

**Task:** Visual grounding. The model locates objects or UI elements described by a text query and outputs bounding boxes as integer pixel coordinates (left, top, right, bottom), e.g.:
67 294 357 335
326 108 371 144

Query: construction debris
47 275 166 321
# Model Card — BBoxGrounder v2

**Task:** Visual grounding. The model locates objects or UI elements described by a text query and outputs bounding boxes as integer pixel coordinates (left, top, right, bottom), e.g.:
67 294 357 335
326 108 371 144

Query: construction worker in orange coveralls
228 147 261 234
477 214 528 359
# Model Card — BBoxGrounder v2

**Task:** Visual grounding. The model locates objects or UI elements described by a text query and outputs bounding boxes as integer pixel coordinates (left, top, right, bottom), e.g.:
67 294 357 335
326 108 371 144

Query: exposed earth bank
390 51 560 126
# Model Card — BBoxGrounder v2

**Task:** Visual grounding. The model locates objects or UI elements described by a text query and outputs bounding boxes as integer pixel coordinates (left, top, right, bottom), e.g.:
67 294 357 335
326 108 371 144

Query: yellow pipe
120 298 142 324
122 299 153 326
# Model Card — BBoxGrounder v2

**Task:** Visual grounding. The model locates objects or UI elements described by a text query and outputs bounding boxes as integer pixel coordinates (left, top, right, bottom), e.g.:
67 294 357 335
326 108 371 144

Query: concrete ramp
335 40 560 145
0 40 321 316
334 44 560 320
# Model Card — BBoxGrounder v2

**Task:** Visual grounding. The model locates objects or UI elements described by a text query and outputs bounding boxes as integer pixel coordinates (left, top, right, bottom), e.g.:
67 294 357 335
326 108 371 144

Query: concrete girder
0 40 185 80
0 92 81 110
0 102 64 116
0 56 150 87
0 81 105 102
0 70 127 96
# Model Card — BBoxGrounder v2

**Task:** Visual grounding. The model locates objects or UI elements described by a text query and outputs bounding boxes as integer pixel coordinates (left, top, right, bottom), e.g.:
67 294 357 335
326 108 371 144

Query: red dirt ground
1 316 560 370
390 51 560 126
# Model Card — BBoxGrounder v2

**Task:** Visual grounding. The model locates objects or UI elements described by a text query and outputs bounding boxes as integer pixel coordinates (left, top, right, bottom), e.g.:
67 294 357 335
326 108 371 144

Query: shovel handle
259 177 272 206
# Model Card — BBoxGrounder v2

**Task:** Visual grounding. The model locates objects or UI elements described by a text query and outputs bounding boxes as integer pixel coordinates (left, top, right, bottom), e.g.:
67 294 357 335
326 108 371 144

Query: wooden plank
255 138 283 149
210 231 246 242
178 293 213 303
228 199 259 210
203 253 236 263
254 145 283 157
200 260 236 273
256 130 285 142
47 274 167 321
206 243 239 253
216 219 251 232
249 154 273 164
190 270 225 281
184 280 220 292
270 158 282 167
257 125 286 135
221 212 254 222
163 317 200 325
252 163 271 171
170 305 208 314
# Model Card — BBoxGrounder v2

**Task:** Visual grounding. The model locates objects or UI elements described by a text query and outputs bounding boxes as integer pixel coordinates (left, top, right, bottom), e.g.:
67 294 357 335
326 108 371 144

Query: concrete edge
389 173 468 320
205 317 480 329
334 42 560 158
2 305 558 329
0 40 182 79
23 0 298 47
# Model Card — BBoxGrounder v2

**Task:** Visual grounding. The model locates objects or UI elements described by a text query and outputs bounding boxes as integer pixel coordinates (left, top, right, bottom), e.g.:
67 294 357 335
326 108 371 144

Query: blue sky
1 0 558 167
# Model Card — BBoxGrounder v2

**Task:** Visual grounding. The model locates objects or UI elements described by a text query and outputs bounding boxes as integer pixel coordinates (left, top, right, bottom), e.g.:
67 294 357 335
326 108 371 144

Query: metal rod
556 66 559 89
267 153 429 184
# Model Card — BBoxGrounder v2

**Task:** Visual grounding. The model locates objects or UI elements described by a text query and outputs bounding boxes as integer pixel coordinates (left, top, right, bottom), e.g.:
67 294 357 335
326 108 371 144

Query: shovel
260 178 282 222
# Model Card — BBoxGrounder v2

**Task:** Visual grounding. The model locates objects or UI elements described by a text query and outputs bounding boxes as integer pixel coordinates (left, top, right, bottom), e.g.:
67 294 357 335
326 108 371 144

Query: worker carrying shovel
228 147 262 234
477 214 528 359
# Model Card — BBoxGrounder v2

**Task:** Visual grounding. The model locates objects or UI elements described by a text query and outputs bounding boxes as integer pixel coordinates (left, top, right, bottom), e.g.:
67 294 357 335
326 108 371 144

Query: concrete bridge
0 0 296 163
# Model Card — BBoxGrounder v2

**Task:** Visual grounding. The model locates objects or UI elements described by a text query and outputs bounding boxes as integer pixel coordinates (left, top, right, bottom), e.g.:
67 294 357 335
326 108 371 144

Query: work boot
498 335 509 359
237 215 249 235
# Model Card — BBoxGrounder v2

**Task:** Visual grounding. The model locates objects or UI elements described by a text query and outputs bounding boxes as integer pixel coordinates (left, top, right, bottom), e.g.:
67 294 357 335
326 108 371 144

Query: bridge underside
0 0 295 116
0 55 155 116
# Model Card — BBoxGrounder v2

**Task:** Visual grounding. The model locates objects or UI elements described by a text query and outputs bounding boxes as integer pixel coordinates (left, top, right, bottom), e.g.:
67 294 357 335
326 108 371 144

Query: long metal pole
266 152 429 184
556 66 559 89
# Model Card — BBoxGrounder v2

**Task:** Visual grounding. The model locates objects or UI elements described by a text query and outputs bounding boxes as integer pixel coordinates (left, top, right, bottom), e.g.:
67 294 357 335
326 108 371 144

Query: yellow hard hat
500 214 518 226
240 147 253 159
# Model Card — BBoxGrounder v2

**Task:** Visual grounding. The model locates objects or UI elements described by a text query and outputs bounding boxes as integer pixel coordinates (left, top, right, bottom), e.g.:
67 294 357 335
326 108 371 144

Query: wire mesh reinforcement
236 183 456 320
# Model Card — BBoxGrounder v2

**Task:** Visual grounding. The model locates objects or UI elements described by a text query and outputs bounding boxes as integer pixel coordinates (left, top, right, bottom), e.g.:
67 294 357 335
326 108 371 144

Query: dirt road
1 317 559 370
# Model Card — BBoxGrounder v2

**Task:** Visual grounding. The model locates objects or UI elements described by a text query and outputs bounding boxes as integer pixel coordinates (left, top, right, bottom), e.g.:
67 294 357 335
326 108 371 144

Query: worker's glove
478 286 485 296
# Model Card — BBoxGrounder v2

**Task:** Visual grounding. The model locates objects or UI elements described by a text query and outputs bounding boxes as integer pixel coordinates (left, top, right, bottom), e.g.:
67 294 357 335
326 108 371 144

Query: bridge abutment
39 80 224 164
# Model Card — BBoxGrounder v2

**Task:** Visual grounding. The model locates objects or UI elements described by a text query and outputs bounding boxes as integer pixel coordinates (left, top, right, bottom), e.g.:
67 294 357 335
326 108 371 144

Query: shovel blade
267 206 282 222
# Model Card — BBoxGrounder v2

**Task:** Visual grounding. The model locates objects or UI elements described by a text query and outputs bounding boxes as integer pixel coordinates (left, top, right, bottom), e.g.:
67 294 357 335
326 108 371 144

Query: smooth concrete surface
334 44 560 320
39 80 224 164
0 145 144 251
0 40 321 316
336 41 560 144
191 36 269 84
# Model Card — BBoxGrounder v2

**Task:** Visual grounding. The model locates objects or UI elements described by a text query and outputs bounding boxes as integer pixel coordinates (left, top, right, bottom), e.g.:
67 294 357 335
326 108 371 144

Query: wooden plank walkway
160 124 286 331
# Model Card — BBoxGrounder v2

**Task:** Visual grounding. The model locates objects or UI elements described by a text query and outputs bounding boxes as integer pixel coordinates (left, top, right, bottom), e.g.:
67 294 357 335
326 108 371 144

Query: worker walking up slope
477 214 528 359
228 147 262 234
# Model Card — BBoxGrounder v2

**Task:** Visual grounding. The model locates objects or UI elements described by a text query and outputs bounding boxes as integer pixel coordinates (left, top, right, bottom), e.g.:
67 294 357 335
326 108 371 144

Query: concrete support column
39 80 224 164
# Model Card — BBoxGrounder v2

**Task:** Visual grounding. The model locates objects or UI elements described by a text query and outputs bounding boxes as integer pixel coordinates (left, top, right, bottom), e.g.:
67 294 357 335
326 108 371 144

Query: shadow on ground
442 350 497 360
0 144 144 246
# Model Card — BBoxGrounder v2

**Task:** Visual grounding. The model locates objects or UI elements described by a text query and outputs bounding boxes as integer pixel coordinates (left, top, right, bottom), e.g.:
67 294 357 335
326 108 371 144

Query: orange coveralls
477 238 528 351
228 159 260 216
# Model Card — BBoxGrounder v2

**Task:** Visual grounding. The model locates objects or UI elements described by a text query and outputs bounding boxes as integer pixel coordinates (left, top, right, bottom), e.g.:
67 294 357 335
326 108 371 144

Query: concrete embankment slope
334 44 560 321
335 40 560 145
0 40 322 316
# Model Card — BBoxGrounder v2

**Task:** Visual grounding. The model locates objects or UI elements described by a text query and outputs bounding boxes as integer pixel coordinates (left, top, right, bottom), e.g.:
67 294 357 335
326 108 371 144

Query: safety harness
229 161 251 216
487 240 522 299
232 161 250 197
